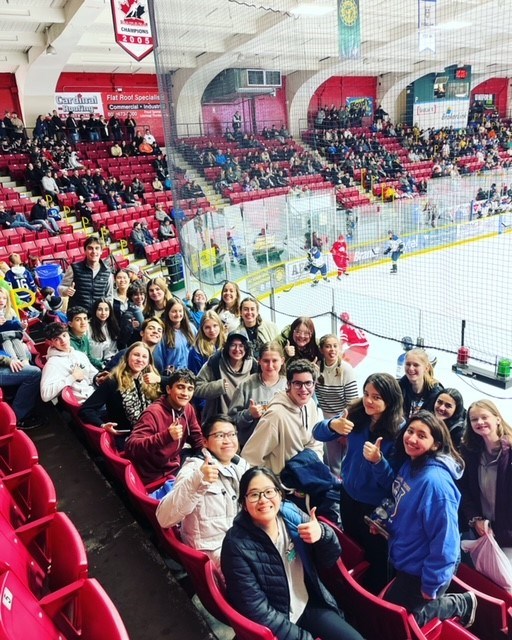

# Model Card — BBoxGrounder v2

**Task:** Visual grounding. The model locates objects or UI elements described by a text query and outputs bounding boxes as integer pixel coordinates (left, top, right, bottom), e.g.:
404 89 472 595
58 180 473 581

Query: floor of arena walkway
31 404 232 640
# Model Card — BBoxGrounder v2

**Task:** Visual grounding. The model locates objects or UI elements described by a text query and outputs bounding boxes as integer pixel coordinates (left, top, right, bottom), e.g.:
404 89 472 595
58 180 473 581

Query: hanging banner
111 0 154 61
418 0 436 53
338 0 361 60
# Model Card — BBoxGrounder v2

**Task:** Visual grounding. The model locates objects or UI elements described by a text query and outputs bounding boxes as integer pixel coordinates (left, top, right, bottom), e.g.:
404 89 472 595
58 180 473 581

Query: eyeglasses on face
290 380 315 389
245 487 278 503
208 431 238 441
294 331 311 338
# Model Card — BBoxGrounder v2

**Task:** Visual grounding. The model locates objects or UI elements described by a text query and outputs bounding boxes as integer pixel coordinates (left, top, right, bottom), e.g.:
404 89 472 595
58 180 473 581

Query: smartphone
363 515 390 540
115 430 131 434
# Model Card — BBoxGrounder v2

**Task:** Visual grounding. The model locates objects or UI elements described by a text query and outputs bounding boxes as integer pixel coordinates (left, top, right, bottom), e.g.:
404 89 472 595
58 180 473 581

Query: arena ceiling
0 0 510 84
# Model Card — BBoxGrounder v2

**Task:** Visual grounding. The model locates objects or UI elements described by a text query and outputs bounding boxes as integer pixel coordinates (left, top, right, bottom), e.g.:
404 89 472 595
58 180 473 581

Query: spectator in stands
108 316 166 374
124 113 136 141
0 344 43 429
241 359 323 475
40 322 97 404
41 169 61 206
144 276 172 319
88 298 120 365
67 305 104 370
399 348 443 419
427 387 466 449
158 218 176 241
183 289 207 330
181 180 204 199
112 269 130 322
4 253 37 305
229 340 287 448
29 197 60 235
156 413 248 567
141 222 155 245
314 372 403 591
314 334 358 475
154 202 171 224
195 332 257 423
65 111 79 144
221 467 365 640
0 202 39 232
125 368 203 486
459 400 512 560
74 195 92 222
118 281 146 347
235 297 278 358
130 221 148 259
160 297 196 372
110 142 122 157
187 310 225 376
59 235 113 312
278 316 321 365
79 341 161 440
215 281 241 333
108 114 123 141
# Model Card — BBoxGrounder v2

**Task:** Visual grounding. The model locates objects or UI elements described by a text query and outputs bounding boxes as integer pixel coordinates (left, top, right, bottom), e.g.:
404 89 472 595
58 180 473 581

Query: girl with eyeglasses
156 414 249 568
278 316 321 365
314 372 404 593
221 467 364 640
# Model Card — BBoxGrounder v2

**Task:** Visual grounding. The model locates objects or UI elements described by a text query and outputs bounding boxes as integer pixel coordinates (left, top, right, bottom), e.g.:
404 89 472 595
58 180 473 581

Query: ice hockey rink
257 229 512 409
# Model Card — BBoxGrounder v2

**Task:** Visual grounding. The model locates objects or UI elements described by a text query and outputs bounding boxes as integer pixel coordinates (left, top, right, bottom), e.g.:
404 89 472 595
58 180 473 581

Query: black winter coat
221 502 341 640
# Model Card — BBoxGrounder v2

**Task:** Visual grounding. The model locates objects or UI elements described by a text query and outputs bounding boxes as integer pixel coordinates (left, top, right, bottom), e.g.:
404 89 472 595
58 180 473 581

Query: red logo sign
111 0 154 61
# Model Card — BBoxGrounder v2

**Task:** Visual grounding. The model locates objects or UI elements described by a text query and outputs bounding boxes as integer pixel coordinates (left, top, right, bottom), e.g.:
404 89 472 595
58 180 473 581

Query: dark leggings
298 604 365 640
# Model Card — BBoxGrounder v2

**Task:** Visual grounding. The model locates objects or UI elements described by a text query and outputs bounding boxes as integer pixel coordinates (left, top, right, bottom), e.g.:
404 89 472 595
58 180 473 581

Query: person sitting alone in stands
125 368 204 489
131 221 148 259
40 322 97 404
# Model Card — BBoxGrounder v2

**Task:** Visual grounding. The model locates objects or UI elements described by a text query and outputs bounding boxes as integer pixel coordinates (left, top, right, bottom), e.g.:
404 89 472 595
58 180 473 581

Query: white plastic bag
461 532 512 593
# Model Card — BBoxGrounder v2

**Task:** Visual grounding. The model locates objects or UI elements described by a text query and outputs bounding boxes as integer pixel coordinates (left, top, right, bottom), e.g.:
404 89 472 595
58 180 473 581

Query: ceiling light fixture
290 4 334 17
44 27 56 56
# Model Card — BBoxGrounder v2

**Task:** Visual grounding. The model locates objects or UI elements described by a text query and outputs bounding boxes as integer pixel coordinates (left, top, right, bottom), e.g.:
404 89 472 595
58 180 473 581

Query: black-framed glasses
208 431 238 441
290 380 315 389
245 488 278 503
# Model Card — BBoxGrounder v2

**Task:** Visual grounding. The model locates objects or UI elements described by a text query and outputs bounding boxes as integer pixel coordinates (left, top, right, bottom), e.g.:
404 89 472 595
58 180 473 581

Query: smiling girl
144 277 172 319
228 341 287 447
399 348 443 418
383 411 476 629
79 341 161 441
161 297 196 371
313 372 403 592
89 298 120 364
215 281 241 333
460 400 512 560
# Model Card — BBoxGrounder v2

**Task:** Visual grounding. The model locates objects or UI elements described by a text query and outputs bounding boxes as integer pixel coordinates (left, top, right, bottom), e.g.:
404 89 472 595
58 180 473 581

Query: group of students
2 265 510 639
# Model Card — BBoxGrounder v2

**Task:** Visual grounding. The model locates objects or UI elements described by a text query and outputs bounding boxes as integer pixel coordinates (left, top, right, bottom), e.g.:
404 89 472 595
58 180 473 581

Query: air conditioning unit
246 69 282 87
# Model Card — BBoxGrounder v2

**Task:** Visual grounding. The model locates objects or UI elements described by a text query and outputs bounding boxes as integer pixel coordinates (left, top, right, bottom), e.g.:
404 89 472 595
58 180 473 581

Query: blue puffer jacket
221 501 341 640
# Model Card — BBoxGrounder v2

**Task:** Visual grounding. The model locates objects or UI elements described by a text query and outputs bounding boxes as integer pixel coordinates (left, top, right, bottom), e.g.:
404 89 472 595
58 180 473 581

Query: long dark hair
428 387 466 430
396 410 464 471
348 372 403 440
286 316 321 362
238 467 286 508
89 298 119 342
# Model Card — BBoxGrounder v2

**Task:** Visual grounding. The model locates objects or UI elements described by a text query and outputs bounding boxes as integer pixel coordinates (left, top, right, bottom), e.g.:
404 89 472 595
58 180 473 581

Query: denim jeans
0 364 41 420
385 570 470 626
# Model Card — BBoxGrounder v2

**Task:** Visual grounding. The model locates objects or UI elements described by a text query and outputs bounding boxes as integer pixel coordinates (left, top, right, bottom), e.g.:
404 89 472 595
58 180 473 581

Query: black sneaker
18 415 47 431
460 592 477 628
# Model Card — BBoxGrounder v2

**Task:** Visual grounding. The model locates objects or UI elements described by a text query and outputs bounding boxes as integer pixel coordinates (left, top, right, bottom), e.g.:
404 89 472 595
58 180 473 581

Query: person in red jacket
125 368 203 490
330 234 350 279
339 312 369 368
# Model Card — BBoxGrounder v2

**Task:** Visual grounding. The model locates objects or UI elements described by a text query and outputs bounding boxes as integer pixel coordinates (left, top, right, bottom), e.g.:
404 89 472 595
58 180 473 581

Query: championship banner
418 0 436 53
338 0 361 59
111 0 154 61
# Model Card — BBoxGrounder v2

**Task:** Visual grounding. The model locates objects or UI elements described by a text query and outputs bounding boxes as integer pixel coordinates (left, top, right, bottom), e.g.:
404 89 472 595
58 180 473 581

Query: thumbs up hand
248 398 263 419
200 449 220 483
66 281 76 297
284 340 295 358
363 436 383 464
298 507 323 544
329 410 354 436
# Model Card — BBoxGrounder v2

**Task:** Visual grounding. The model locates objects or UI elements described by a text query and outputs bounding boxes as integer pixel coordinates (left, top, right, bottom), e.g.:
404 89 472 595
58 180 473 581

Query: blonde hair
111 342 161 399
463 399 512 451
194 310 226 358
405 348 438 391
0 287 16 319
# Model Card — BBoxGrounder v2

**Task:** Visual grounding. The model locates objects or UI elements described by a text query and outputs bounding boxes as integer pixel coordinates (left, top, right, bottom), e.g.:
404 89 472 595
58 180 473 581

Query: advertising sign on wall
413 100 470 129
54 92 103 115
